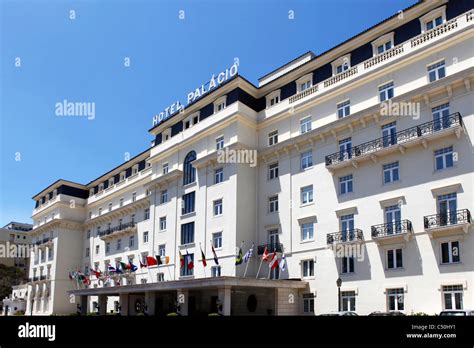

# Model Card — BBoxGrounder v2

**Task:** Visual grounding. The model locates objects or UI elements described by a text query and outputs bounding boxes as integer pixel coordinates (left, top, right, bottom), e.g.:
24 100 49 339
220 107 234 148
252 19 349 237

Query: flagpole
256 257 263 279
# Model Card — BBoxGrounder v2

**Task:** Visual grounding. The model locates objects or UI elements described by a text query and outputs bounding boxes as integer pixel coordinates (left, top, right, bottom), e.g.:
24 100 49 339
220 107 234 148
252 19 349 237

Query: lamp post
336 277 342 312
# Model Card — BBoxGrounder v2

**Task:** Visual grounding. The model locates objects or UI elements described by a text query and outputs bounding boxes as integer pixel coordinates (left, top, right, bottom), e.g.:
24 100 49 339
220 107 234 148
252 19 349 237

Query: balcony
424 209 471 238
257 243 283 255
326 229 364 245
325 113 463 170
32 276 39 282
289 85 319 104
371 220 413 244
99 221 136 240
39 275 46 281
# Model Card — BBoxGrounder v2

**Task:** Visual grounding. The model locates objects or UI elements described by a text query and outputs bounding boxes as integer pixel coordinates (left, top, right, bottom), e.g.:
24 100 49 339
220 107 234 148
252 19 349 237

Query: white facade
25 1 473 315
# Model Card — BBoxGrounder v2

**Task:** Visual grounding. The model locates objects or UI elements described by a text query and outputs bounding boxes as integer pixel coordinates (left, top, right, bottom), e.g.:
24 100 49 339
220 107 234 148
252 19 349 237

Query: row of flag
235 244 287 271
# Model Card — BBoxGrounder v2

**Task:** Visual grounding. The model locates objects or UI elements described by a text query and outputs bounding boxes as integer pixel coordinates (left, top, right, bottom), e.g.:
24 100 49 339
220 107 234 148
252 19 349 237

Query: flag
90 268 102 278
83 276 91 285
156 255 163 266
200 246 207 267
120 262 129 271
146 255 158 266
244 246 253 263
235 245 243 266
179 251 185 268
269 251 279 270
68 271 73 280
262 246 269 261
211 244 219 265
115 263 123 274
165 256 170 264
139 258 147 268
186 250 194 270
279 254 286 271
107 265 116 273
128 262 138 272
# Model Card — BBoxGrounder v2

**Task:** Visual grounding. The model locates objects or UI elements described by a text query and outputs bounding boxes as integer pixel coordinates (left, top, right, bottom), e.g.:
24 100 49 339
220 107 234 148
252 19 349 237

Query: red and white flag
262 247 269 261
269 251 279 270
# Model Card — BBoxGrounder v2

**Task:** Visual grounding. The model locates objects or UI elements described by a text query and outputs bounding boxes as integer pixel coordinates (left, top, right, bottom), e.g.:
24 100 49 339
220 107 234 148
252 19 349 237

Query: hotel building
24 0 473 315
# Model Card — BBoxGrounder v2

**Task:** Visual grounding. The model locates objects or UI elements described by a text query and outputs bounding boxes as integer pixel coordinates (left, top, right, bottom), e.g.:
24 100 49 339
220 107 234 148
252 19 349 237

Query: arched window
183 151 196 185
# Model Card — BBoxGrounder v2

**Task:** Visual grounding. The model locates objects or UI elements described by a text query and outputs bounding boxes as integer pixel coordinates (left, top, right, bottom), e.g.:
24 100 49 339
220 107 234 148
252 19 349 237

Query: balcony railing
371 220 413 238
325 113 462 166
326 229 364 244
411 17 458 48
423 209 471 229
40 275 46 281
289 85 319 104
364 44 405 69
32 276 39 282
257 243 283 255
99 221 136 237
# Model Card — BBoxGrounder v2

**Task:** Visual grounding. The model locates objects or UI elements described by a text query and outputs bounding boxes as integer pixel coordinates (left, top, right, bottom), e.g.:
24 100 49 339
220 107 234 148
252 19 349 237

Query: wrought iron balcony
32 276 39 282
424 209 471 230
40 275 46 281
325 113 462 167
371 220 413 239
257 243 283 255
326 229 364 245
99 221 136 238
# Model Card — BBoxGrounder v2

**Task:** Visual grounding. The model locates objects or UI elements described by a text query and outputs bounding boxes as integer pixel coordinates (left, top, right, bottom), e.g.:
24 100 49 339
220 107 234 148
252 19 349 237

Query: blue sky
0 0 416 226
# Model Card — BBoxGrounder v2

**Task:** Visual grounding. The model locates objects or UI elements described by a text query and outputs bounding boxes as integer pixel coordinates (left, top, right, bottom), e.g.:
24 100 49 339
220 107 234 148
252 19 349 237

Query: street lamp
336 277 342 312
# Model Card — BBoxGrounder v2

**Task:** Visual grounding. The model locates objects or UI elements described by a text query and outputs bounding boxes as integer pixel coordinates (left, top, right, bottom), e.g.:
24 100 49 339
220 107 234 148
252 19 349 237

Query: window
377 41 392 54
342 291 356 311
268 195 279 213
146 189 151 196
132 165 139 175
300 116 312 134
387 248 403 269
117 239 122 250
296 73 313 92
132 192 137 202
120 171 126 181
299 80 311 91
144 208 150 220
301 151 313 170
86 248 90 257
428 60 445 82
337 100 350 119
129 236 135 247
441 241 460 264
182 192 195 215
159 217 167 231
162 129 171 142
95 245 100 255
432 103 450 131
109 178 115 187
336 63 349 74
96 226 101 236
108 202 112 212
162 163 169 175
379 82 394 102
216 136 224 151
268 130 278 146
181 222 195 245
89 189 94 197
435 146 454 171
302 260 314 278
340 214 354 241
183 151 197 185
442 285 463 310
339 174 353 195
214 167 224 184
105 242 110 253
213 199 223 216
87 230 91 239
437 193 457 226
98 183 104 192
425 15 443 31
213 232 222 248
88 211 92 219
158 244 166 257
301 223 314 241
383 162 399 184
143 231 149 244
267 162 279 180
119 198 124 207
301 185 313 205
181 253 194 276
385 205 402 234
303 293 315 314
338 138 352 161
214 96 227 113
98 207 102 216
342 256 355 274
131 214 135 224
211 266 221 277
382 121 397 147
160 190 168 204
387 288 404 311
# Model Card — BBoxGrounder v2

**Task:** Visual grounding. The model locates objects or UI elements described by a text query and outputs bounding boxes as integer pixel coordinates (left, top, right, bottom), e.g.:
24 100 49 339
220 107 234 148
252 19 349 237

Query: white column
119 293 129 316
145 292 156 315
177 290 188 316
218 286 232 316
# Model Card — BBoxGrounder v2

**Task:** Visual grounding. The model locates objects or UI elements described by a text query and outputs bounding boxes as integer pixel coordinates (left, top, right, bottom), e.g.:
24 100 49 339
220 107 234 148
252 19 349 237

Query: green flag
235 247 243 265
